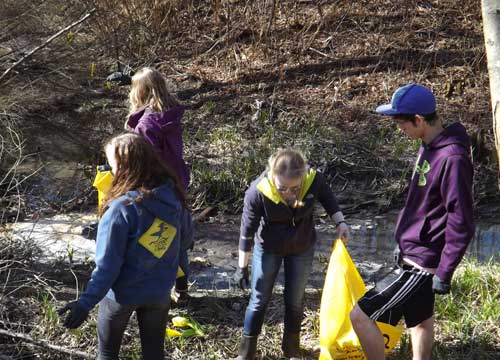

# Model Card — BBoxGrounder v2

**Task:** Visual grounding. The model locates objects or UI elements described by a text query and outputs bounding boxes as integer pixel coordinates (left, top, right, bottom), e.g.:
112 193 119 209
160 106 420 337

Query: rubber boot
282 332 301 360
234 334 258 360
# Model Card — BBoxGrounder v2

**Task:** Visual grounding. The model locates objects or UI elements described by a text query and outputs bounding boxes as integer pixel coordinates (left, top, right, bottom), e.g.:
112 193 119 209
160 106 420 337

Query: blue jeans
243 244 314 336
97 297 170 360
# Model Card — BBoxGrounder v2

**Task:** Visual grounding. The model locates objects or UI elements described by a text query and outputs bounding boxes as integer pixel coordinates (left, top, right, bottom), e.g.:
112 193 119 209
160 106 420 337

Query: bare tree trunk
482 0 500 186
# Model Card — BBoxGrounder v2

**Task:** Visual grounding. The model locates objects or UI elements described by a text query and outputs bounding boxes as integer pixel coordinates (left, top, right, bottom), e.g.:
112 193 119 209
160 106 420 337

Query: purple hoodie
126 105 190 190
395 123 474 282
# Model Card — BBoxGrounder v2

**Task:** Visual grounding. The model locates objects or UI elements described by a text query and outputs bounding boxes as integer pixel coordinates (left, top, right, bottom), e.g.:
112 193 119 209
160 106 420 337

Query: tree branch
0 8 96 82
0 327 93 359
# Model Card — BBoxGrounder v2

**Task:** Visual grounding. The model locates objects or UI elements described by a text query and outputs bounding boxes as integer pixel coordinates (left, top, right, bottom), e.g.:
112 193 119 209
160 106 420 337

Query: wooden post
482 0 500 187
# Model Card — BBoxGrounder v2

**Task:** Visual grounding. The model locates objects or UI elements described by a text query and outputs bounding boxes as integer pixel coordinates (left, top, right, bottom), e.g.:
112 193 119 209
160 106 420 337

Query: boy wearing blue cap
350 84 474 360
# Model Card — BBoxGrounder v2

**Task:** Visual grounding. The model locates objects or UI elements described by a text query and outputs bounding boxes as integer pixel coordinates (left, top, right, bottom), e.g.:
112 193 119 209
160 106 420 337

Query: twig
0 328 93 359
0 8 96 82
308 47 334 59
202 38 224 56
316 0 325 26
69 267 79 299
1 268 12 294
226 0 231 34
266 0 277 38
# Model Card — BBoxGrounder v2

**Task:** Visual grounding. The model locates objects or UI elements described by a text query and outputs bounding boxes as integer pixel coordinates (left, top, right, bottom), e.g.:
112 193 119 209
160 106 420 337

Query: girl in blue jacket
59 133 192 360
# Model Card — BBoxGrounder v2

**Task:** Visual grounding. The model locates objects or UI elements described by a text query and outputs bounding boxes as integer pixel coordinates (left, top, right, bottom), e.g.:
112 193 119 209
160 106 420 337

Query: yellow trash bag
319 239 403 360
92 166 114 207
92 167 185 279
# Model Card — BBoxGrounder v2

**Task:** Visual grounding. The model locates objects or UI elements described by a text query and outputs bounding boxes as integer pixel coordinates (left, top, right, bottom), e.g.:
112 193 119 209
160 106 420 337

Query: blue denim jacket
78 182 192 311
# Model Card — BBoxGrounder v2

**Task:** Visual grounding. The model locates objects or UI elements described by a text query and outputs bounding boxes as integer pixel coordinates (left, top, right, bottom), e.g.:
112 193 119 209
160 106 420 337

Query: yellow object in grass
166 328 182 338
168 316 205 339
90 62 96 79
172 316 189 328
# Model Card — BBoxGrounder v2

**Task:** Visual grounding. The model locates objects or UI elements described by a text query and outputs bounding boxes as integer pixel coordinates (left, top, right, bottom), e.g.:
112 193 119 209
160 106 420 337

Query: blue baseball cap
376 83 436 116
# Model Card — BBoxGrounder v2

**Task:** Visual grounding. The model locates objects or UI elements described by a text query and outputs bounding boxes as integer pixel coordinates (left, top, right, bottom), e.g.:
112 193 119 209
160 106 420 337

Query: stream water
9 211 500 292
8 161 500 291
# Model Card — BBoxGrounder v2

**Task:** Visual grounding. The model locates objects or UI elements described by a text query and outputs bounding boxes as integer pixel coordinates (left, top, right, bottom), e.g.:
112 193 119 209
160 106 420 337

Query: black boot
176 275 189 293
282 332 301 359
173 276 189 306
234 334 258 360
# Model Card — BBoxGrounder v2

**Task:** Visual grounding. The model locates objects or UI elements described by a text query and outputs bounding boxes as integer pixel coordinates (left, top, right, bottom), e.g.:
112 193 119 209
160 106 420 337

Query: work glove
106 71 132 86
393 245 401 263
432 275 451 295
233 266 250 290
107 65 134 86
58 301 89 329
335 221 350 243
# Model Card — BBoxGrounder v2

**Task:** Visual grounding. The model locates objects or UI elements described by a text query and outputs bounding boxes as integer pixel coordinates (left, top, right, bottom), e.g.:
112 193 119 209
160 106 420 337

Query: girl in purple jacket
125 67 190 189
125 67 191 302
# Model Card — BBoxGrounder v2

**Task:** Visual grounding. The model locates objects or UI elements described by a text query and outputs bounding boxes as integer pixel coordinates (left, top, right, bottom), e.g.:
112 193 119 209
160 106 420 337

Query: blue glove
432 275 451 295
58 301 89 329
233 267 250 290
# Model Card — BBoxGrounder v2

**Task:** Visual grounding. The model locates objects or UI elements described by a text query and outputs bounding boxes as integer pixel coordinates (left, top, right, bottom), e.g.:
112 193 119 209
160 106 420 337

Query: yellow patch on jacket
138 218 177 258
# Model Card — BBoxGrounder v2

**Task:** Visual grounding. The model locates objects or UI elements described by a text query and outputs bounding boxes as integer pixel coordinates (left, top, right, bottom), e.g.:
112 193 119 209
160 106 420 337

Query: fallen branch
308 47 334 59
0 328 93 359
0 8 96 82
194 206 215 222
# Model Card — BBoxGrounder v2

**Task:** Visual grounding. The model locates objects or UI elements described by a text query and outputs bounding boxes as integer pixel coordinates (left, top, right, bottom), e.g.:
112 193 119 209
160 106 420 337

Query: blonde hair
268 149 307 180
128 67 180 115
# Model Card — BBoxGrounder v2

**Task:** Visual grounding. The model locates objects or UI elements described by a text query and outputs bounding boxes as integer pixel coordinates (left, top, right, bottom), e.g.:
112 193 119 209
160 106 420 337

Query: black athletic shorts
357 263 434 328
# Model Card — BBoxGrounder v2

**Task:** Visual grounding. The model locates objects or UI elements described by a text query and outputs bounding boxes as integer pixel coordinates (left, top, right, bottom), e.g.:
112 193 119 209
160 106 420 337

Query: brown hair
99 133 186 216
128 67 180 117
268 148 307 180
393 112 438 126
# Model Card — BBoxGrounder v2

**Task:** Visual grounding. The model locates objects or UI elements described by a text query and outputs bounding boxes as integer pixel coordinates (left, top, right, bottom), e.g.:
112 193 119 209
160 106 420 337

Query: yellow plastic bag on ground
92 167 113 207
319 239 403 360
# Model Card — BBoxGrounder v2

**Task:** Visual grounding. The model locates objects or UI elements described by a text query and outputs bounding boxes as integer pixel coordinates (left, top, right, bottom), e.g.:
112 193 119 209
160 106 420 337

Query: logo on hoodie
139 218 177 258
413 160 431 187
